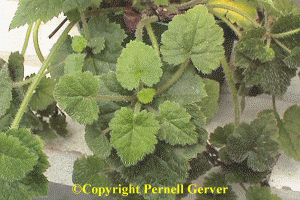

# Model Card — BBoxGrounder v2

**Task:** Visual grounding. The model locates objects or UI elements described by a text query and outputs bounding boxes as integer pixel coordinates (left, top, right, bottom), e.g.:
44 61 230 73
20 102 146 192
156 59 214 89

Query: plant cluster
1 0 300 199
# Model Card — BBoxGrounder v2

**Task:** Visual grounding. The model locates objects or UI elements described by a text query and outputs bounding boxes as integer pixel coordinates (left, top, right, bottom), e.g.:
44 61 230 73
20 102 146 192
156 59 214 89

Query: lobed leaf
0 65 12 117
161 5 224 73
157 101 198 145
71 36 88 53
8 52 24 82
63 0 103 12
137 88 156 104
109 107 160 166
54 71 99 124
64 53 85 75
116 41 163 90
284 46 300 68
88 37 106 54
246 184 281 200
209 123 234 148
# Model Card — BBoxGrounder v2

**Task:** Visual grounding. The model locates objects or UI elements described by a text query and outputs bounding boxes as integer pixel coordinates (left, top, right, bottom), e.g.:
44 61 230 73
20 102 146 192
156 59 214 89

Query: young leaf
161 5 224 73
246 184 281 200
0 133 38 181
64 53 85 75
63 0 103 12
278 105 300 161
116 41 163 90
109 107 160 166
72 156 111 190
137 88 156 104
157 101 198 145
88 37 105 54
71 36 88 53
0 65 12 117
209 123 234 148
29 76 56 111
54 71 99 124
8 52 24 82
10 0 64 29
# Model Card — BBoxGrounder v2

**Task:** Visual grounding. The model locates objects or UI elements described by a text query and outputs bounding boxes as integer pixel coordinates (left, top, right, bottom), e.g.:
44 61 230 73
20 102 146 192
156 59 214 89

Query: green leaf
209 123 234 148
153 0 169 6
64 53 85 75
72 156 111 190
0 65 12 117
116 41 163 90
274 0 300 16
88 15 126 63
83 56 115 75
10 0 64 29
49 35 75 81
246 184 282 200
137 88 156 104
278 105 300 161
85 122 112 159
109 107 160 166
29 76 56 111
88 37 106 54
196 172 237 200
0 133 38 180
184 103 206 128
157 101 198 145
284 46 300 68
71 36 88 53
161 5 224 73
188 152 213 182
63 0 103 12
155 66 207 105
54 71 99 124
8 52 24 82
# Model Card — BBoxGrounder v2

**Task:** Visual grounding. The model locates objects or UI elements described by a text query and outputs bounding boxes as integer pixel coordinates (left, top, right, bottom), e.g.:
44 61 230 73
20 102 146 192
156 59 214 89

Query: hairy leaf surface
8 52 24 82
0 65 12 117
210 123 234 148
109 107 160 166
63 0 103 12
64 53 85 75
161 5 224 73
116 41 163 90
137 88 156 104
88 37 106 54
246 184 281 200
54 71 99 124
284 46 300 68
71 36 88 53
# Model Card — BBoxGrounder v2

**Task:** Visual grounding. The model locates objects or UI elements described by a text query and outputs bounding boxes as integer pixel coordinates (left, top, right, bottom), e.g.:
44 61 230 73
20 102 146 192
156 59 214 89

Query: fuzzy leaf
188 152 213 182
161 5 224 73
137 88 156 104
63 0 103 12
88 15 126 63
184 103 206 128
71 36 88 53
210 123 234 148
157 101 198 145
54 71 99 124
10 0 64 29
84 56 115 75
274 0 300 16
116 41 163 90
64 53 85 75
85 122 112 159
278 105 300 161
153 0 169 6
8 52 24 82
88 37 105 54
196 172 237 200
284 46 300 68
29 77 56 111
0 65 12 117
246 184 281 200
109 107 160 166
72 156 111 190
0 133 38 180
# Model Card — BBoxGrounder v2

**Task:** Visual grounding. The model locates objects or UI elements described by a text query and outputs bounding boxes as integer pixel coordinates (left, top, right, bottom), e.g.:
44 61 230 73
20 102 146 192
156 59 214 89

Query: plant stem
221 57 240 126
172 0 204 10
136 15 159 42
48 17 68 39
102 127 111 135
239 183 247 192
81 12 90 40
145 22 160 55
272 95 281 121
146 105 160 115
134 102 142 113
22 23 33 55
206 4 261 28
33 19 45 62
11 21 77 130
94 95 136 101
270 28 300 38
272 38 291 53
156 59 190 96
208 9 241 39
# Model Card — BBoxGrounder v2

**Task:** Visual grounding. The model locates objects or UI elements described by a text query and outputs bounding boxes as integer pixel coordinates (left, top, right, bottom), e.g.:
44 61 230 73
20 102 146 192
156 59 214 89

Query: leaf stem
221 57 240 126
156 59 190 96
94 95 136 101
22 23 33 55
145 19 160 55
33 19 45 62
172 0 204 10
272 95 281 121
270 28 300 39
81 12 90 40
208 8 241 39
10 21 77 130
206 4 261 28
146 105 160 115
272 38 291 53
136 15 159 42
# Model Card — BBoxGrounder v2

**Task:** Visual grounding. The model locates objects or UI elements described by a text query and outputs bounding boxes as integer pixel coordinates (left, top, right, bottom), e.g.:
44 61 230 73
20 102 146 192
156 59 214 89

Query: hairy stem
270 28 300 39
22 23 33 55
221 57 240 126
272 95 281 121
33 19 45 62
136 15 159 42
81 12 90 40
206 4 260 28
272 38 291 53
156 59 190 96
11 21 77 129
145 20 160 55
172 0 204 10
94 95 136 101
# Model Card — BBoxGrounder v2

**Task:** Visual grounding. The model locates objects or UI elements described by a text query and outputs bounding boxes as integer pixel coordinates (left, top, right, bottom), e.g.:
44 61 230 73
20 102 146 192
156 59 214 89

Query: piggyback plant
1 0 300 199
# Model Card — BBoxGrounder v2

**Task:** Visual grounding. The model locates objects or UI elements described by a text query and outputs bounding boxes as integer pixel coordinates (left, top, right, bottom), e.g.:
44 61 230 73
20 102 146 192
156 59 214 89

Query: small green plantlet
1 0 300 199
